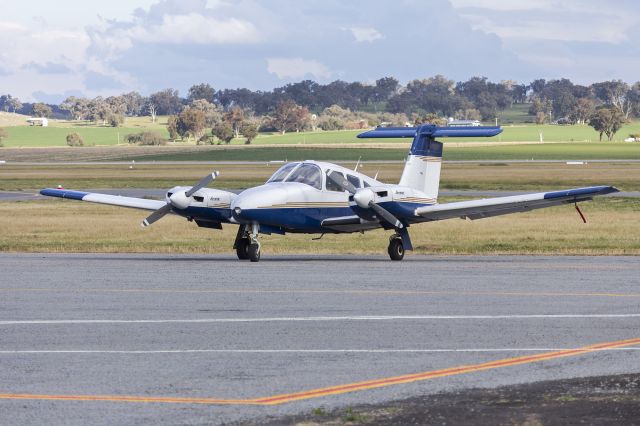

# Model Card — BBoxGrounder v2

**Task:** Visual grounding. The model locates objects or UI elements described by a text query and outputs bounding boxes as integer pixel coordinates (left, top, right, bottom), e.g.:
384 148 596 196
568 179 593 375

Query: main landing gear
387 235 405 261
234 223 261 262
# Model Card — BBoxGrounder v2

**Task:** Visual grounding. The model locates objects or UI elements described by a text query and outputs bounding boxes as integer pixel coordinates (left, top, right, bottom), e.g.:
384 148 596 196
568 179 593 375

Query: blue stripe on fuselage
173 205 233 222
238 207 354 231
40 188 90 201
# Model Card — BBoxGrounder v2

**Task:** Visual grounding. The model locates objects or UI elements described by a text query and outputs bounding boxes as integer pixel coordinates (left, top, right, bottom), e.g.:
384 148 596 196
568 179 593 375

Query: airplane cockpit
267 161 375 192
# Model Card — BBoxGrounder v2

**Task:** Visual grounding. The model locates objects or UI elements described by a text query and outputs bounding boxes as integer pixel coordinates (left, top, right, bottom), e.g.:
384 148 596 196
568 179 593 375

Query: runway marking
2 314 640 325
2 348 640 354
1 337 639 406
2 287 640 299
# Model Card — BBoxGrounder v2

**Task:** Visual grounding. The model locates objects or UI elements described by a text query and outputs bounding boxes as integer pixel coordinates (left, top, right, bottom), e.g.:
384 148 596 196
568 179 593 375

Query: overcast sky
1 0 638 102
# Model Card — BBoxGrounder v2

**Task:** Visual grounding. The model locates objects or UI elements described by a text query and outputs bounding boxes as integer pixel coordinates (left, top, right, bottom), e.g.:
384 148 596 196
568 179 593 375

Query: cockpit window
267 162 299 183
325 170 346 192
285 163 322 190
346 174 361 189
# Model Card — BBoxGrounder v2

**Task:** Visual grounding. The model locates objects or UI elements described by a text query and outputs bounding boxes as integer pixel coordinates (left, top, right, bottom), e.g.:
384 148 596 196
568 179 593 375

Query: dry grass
2 198 638 255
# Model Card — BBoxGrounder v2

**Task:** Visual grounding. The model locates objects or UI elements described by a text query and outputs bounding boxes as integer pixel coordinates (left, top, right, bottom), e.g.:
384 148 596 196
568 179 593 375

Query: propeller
142 171 219 227
326 170 403 230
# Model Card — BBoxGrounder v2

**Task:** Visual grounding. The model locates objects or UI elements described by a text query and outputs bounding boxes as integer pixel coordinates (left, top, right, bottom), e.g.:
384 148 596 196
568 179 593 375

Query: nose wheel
234 223 262 262
387 236 405 261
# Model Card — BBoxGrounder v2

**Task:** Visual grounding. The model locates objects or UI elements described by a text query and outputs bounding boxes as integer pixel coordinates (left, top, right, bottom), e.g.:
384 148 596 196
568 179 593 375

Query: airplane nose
231 185 287 223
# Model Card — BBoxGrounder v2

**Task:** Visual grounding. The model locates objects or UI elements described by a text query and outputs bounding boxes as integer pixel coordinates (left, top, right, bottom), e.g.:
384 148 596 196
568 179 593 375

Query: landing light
234 207 242 215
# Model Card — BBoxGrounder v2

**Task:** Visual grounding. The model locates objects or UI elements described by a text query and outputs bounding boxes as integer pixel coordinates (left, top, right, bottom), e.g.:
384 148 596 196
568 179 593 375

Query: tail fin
358 125 502 199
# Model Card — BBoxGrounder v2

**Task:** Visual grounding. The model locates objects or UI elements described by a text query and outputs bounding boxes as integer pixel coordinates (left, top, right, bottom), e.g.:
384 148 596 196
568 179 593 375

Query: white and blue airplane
41 125 618 262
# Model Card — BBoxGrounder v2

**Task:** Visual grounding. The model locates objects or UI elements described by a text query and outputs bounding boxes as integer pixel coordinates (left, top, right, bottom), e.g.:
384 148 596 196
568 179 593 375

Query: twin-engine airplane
41 125 618 262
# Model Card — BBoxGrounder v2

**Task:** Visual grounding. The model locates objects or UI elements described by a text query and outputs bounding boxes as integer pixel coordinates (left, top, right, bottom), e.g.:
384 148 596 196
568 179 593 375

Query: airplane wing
414 186 618 221
40 188 166 211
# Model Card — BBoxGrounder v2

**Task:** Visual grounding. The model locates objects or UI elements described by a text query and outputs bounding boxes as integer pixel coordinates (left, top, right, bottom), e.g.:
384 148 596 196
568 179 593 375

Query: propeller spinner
141 171 219 227
326 171 403 230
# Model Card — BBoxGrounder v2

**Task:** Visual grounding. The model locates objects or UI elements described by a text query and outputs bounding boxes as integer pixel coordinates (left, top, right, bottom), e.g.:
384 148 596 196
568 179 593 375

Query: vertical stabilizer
357 125 502 200
398 135 442 199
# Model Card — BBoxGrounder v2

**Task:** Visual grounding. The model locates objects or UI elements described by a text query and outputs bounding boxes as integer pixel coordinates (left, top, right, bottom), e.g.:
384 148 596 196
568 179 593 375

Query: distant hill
0 112 31 127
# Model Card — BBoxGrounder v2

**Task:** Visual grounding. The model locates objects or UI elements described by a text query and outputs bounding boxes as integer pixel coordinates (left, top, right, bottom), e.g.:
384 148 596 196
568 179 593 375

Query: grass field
118 142 640 162
1 162 637 192
2 112 640 147
2 197 637 255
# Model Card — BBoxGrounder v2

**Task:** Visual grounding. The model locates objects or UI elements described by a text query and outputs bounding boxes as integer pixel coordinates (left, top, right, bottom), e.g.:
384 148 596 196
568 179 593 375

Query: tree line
1 76 639 142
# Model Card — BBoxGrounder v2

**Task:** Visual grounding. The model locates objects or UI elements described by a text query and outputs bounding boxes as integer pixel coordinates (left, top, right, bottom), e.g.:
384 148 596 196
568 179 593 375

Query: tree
589 107 626 141
240 122 258 144
175 108 206 141
212 122 234 144
121 92 144 116
126 132 166 146
270 100 308 135
149 89 183 115
190 99 222 127
592 80 631 118
60 96 89 120
66 132 84 147
570 98 595 124
187 83 216 103
167 116 179 141
223 106 246 138
2 96 23 113
0 127 9 147
146 102 157 123
413 113 447 126
32 103 52 118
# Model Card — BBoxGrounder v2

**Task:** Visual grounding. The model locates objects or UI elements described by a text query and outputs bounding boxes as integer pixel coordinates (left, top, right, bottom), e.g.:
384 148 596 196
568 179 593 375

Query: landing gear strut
387 235 405 261
248 222 261 262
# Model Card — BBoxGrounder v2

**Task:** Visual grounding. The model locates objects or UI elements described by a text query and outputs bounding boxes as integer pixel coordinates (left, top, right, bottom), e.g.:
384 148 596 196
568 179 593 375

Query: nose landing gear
234 223 261 262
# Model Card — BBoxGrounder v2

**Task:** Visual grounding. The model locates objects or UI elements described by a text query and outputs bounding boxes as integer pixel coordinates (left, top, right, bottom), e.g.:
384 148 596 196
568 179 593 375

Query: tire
236 238 250 260
387 238 404 261
248 243 261 262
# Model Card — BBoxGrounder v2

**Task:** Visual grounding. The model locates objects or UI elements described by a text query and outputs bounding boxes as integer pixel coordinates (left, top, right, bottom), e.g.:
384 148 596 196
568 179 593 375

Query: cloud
347 27 383 43
267 58 332 80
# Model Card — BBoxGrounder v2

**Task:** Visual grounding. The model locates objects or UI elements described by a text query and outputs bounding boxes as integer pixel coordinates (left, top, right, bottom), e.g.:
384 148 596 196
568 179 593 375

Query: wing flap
40 188 166 211
415 186 618 221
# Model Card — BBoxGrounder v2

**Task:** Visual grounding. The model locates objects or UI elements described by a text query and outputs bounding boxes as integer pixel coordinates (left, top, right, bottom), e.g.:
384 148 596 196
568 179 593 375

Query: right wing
40 188 165 211
414 186 618 221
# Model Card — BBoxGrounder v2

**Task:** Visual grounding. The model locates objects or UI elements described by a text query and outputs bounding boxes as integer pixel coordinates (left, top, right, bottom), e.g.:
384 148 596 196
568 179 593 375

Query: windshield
267 163 299 183
285 163 322 190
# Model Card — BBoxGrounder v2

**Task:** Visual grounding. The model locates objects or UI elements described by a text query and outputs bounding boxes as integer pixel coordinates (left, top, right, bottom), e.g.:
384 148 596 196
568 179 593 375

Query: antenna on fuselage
354 156 361 171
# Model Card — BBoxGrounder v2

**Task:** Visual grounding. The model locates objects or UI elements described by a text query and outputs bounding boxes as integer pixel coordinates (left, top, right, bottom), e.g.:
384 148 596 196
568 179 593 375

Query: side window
363 180 371 188
346 174 361 189
325 170 346 192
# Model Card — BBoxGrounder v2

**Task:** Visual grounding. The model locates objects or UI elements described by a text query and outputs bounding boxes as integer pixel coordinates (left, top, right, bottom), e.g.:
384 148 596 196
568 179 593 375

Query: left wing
40 188 165 211
414 186 618 221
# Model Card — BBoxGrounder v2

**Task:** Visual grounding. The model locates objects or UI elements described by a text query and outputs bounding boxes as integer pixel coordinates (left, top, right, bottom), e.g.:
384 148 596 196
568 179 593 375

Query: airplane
40 124 618 262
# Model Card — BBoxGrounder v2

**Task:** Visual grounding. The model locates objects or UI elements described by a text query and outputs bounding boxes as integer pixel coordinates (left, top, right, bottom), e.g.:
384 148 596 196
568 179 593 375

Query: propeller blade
141 203 172 227
185 171 219 197
368 202 404 230
326 170 357 194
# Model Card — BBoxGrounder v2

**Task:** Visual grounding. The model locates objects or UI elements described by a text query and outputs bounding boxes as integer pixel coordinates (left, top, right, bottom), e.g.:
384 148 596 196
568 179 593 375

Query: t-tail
358 124 503 199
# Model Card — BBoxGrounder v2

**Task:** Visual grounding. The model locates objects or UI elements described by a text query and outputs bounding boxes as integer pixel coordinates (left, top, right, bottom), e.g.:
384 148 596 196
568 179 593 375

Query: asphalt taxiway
1 253 639 425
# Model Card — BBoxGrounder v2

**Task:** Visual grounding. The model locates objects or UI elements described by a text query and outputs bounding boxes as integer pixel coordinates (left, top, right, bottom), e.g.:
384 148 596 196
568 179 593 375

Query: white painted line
2 314 640 325
1 348 640 354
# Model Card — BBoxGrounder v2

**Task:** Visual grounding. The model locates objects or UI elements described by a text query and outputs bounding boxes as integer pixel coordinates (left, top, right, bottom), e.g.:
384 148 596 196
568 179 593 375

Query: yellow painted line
1 337 639 406
2 288 640 299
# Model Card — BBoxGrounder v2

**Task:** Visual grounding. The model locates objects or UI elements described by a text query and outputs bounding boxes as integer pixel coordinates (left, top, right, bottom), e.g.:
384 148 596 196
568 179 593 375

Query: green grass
3 113 639 147
2 125 170 147
497 103 531 124
121 142 640 162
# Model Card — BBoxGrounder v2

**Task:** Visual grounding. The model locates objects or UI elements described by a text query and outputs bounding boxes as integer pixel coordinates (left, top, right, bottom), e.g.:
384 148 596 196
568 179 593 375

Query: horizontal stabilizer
358 125 502 139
